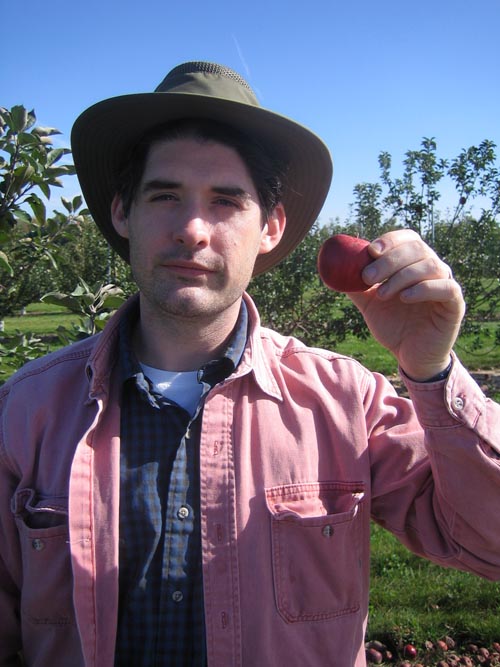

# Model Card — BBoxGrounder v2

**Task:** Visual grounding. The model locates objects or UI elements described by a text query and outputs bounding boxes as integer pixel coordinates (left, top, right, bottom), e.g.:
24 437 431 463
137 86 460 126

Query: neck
133 295 243 371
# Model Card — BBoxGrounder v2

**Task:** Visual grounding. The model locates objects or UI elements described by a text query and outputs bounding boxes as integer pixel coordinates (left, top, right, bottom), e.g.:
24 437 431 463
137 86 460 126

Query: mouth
161 259 217 278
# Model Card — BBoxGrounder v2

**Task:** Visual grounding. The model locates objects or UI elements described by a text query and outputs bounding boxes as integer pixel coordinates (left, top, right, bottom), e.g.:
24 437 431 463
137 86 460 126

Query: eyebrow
212 186 251 201
141 179 252 201
141 179 180 194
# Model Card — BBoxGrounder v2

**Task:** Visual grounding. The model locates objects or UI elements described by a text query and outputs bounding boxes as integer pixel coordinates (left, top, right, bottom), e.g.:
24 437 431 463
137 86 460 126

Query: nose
173 204 210 249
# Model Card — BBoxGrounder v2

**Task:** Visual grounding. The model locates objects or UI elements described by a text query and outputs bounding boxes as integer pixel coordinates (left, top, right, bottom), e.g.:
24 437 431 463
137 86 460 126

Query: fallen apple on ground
317 233 373 292
403 643 418 659
365 636 500 666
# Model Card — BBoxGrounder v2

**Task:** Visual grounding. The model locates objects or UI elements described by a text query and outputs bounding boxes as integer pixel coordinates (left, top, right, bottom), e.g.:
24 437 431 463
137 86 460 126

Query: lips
160 258 217 276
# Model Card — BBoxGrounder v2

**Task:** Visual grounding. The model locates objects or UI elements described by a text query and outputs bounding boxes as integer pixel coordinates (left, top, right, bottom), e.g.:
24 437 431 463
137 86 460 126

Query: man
0 61 499 667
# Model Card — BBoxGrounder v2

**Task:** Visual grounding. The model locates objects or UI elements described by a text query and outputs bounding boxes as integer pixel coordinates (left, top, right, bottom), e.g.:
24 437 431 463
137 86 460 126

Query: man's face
111 137 284 323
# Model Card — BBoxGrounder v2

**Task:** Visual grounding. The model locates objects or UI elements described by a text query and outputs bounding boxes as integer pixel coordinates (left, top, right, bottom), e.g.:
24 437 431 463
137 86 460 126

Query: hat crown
155 61 259 106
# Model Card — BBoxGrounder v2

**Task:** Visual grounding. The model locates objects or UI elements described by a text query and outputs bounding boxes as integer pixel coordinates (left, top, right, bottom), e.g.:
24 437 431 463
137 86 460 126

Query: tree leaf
32 126 61 138
38 182 50 199
27 195 46 222
42 248 58 270
41 292 82 313
17 132 39 147
61 197 73 213
9 106 28 133
0 251 13 276
101 294 126 310
26 110 37 131
13 210 32 224
46 148 67 167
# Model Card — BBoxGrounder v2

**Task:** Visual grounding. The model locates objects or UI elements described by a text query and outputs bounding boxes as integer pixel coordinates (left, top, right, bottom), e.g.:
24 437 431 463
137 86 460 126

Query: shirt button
32 538 45 551
322 525 334 538
172 590 183 603
177 506 190 519
453 396 465 410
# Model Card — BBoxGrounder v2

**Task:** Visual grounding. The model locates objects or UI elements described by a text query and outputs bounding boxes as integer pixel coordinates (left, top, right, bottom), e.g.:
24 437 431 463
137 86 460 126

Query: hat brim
71 91 333 276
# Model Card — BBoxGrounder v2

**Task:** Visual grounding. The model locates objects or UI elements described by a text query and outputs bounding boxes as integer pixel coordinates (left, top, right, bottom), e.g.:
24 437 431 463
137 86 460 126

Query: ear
110 193 130 239
258 203 286 255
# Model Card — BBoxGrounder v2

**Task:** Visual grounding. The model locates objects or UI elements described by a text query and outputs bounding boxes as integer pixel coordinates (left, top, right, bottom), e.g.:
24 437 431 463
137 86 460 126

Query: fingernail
363 264 377 282
370 239 384 254
377 281 388 296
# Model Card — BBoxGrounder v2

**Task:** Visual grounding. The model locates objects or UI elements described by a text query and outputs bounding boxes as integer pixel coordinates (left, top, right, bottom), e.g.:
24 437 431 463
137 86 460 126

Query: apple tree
371 137 500 342
0 104 87 316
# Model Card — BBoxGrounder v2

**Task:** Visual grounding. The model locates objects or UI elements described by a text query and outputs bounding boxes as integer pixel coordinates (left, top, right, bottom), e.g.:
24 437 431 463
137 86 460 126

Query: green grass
333 324 500 376
3 303 81 336
368 522 500 652
334 334 398 375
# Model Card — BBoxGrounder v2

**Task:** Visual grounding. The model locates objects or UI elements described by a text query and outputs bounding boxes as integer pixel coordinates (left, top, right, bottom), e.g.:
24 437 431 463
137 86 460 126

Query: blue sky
2 0 499 222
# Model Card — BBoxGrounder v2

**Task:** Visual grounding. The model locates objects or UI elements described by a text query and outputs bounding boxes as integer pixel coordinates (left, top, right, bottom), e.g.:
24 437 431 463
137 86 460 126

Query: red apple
365 647 383 664
317 234 373 292
404 643 418 659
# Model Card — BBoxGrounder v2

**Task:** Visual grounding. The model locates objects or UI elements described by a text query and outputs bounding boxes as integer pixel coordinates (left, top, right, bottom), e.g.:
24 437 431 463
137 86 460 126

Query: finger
368 229 422 258
371 254 449 300
367 230 444 276
399 278 465 314
364 238 427 284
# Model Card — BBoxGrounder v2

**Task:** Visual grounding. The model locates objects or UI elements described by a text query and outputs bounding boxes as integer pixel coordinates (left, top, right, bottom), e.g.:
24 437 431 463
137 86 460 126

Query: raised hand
347 230 465 381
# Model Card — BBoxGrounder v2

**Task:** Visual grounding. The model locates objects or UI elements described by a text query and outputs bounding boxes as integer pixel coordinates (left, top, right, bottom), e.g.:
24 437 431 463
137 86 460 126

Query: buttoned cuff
401 352 484 428
401 353 500 458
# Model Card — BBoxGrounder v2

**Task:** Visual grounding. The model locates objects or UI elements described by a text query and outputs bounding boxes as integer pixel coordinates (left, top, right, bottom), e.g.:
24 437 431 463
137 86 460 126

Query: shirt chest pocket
265 481 366 623
11 488 75 626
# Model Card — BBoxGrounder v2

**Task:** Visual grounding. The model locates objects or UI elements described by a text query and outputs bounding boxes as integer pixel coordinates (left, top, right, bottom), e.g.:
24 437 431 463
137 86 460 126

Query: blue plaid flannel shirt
114 301 248 666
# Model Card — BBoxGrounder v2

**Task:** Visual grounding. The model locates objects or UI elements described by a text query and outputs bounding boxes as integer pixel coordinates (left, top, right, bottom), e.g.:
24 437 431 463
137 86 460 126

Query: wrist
402 357 453 383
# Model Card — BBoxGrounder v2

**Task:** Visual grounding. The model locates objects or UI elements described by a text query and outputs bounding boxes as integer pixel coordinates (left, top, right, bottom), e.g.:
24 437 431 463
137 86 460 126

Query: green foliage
0 105 135 377
448 140 500 219
53 216 136 295
0 330 51 381
368 137 500 348
378 137 448 237
249 221 370 348
0 105 86 316
435 214 500 331
43 278 126 340
351 182 384 239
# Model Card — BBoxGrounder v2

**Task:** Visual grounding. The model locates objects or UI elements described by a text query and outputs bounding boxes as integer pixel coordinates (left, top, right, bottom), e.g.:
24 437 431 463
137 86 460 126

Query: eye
214 197 239 208
150 192 178 202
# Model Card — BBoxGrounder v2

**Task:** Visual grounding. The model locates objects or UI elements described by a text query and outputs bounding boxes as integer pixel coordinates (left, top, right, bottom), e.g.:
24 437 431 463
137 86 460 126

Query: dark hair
115 118 288 222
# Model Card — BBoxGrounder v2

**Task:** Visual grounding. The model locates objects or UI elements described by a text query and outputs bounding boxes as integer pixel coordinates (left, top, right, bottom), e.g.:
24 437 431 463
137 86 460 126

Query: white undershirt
140 363 204 416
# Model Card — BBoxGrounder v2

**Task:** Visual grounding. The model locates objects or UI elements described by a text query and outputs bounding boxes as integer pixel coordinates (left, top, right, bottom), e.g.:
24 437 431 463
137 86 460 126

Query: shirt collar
198 301 248 387
119 298 248 389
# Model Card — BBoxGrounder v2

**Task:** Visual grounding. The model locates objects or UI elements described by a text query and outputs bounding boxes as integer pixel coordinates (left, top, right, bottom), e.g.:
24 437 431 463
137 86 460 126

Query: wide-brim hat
71 61 333 275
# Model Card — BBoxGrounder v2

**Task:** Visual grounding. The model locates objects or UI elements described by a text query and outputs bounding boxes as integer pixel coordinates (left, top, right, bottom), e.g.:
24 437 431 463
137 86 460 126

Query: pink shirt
1 293 500 667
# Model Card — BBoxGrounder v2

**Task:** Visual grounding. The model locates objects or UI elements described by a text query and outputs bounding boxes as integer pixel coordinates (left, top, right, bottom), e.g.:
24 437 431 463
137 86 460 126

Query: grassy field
2 304 500 659
3 302 81 335
368 523 500 656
